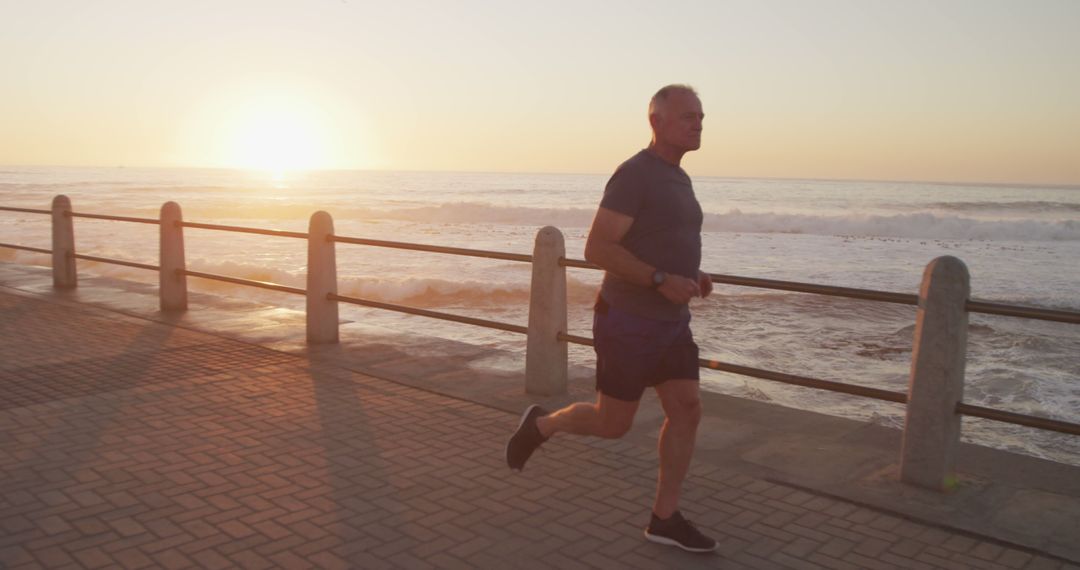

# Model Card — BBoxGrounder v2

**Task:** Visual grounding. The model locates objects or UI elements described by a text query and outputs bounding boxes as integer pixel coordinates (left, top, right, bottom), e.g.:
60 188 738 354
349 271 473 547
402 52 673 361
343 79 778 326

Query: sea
2 165 1078 464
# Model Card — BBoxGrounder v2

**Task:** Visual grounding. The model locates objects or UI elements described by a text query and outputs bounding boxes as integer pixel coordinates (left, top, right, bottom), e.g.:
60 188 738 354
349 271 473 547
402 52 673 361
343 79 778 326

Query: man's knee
596 415 634 439
668 395 702 428
595 393 639 439
595 403 636 439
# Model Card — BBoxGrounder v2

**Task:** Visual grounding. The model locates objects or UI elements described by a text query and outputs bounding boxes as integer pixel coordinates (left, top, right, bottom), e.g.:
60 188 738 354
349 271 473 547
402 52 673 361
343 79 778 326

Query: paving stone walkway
1 289 1076 569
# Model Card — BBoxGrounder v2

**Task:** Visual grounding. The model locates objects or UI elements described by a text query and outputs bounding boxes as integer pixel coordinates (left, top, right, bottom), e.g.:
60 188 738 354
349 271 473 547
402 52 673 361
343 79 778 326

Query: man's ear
648 112 661 130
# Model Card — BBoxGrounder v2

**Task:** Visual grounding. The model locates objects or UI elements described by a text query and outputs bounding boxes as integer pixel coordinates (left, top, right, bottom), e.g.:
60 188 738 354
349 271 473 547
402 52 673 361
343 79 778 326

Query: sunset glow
0 1 1077 185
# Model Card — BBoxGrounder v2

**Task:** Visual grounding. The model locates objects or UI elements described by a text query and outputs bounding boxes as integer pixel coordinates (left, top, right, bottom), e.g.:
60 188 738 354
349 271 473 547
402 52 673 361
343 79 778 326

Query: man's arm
585 207 700 304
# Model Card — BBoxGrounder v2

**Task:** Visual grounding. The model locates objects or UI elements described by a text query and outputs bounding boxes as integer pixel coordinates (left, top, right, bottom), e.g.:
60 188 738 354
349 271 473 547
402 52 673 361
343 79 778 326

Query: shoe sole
644 530 717 553
505 404 542 472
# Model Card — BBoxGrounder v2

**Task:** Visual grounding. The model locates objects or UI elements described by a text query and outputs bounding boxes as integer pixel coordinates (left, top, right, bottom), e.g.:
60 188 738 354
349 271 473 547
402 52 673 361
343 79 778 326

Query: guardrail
2 195 1078 492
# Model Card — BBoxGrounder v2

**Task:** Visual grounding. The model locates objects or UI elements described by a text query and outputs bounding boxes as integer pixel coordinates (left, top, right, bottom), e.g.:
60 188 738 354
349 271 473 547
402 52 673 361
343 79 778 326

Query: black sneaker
644 511 717 553
506 404 548 472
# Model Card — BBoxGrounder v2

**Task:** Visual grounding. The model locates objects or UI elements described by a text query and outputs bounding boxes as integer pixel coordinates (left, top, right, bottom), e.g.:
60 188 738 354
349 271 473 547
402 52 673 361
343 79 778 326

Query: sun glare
224 98 331 176
183 77 371 175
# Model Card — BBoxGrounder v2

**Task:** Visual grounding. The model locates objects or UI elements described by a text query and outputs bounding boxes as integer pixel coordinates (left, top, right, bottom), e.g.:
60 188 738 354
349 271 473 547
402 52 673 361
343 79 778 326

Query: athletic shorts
593 297 700 402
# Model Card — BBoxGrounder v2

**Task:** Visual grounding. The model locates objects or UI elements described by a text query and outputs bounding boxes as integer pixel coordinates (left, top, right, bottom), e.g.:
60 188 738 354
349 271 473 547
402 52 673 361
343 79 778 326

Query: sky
1 0 1078 185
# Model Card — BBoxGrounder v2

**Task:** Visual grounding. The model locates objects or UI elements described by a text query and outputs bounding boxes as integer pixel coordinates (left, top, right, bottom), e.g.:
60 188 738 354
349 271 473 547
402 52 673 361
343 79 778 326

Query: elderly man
506 84 716 553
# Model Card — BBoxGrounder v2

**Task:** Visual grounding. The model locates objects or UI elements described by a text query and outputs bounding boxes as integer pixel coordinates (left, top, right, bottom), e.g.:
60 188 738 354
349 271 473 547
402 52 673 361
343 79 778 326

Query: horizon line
2 161 1078 191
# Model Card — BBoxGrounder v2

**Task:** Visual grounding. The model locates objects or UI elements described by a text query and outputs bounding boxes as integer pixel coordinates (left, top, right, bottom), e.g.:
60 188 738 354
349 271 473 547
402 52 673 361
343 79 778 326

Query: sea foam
355 204 1080 242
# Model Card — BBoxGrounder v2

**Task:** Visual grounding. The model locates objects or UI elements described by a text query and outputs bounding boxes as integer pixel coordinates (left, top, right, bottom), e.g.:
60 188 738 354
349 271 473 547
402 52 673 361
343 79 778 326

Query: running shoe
506 404 548 472
644 511 717 553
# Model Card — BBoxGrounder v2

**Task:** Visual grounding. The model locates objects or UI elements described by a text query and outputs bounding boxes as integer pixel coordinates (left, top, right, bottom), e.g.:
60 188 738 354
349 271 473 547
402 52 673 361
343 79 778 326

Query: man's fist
658 274 701 304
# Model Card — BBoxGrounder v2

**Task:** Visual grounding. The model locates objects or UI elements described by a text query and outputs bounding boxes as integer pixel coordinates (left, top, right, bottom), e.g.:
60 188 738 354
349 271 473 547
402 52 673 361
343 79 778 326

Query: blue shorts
593 297 700 402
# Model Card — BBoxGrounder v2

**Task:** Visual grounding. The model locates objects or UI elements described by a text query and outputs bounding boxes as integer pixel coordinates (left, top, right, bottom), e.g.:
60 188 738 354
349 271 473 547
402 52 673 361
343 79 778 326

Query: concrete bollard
526 226 568 396
51 195 76 289
306 211 339 344
901 255 970 491
159 201 188 312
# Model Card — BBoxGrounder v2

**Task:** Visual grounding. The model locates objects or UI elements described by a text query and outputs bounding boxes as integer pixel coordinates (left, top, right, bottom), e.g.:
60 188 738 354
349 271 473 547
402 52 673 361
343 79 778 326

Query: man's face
654 91 704 152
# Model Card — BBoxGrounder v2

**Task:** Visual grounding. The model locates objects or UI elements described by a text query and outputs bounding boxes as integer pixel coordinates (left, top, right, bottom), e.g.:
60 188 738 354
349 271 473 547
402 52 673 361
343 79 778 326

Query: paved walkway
1 287 1077 569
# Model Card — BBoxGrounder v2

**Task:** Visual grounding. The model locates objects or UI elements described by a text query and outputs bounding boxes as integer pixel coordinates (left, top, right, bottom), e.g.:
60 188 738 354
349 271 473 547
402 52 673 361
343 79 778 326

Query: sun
223 96 332 175
184 77 372 174
233 115 323 173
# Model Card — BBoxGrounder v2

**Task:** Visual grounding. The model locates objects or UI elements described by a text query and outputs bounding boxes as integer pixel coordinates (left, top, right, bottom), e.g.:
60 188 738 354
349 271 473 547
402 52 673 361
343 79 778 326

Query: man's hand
658 274 701 304
698 270 713 298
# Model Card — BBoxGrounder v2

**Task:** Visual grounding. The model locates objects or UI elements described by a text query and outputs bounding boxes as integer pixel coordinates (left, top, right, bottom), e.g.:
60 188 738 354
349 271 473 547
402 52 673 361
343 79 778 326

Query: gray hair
649 84 698 116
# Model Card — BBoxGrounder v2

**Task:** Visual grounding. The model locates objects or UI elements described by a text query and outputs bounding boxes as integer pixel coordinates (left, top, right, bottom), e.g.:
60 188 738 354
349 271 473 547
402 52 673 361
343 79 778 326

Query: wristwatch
650 269 667 289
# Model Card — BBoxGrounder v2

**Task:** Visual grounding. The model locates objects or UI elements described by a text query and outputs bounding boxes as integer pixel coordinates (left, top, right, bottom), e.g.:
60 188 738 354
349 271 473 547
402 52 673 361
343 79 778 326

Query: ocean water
2 165 1078 464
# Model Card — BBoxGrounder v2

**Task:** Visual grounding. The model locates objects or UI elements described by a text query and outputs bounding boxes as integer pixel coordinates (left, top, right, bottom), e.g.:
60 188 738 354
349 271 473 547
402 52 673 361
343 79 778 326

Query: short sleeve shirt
598 149 703 321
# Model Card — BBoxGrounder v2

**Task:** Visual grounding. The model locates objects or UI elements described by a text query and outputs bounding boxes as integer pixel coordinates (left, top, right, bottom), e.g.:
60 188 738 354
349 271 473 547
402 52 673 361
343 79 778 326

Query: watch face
652 270 666 287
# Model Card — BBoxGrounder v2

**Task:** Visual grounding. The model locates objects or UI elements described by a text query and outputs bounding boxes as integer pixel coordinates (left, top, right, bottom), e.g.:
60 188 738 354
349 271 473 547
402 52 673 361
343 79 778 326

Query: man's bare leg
536 393 639 440
651 379 702 518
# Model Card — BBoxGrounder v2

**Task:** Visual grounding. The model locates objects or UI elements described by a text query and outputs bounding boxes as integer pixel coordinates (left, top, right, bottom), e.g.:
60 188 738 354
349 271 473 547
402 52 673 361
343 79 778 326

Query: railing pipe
559 255 1079 324
182 221 308 240
306 211 339 344
956 403 1080 437
526 226 568 396
69 212 159 225
72 253 157 272
557 332 594 346
0 243 51 255
557 331 909 404
159 202 188 312
180 269 306 296
0 206 51 215
901 256 970 491
965 300 1080 325
330 293 527 334
558 257 597 270
51 195 76 289
709 273 919 306
333 235 532 263
700 359 908 404
559 258 920 306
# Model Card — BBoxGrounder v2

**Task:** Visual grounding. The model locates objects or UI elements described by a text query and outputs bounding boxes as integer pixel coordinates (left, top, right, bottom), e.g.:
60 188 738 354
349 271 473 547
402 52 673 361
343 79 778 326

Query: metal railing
73 252 158 272
0 205 533 339
181 220 308 240
564 257 1080 324
0 206 50 215
181 269 306 296
3 198 1079 488
71 211 159 225
332 235 533 263
557 258 1080 437
329 292 528 335
0 242 51 255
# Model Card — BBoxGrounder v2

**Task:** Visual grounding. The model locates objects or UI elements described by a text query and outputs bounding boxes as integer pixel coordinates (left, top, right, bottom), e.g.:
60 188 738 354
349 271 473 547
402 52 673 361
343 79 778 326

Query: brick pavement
1 289 1076 570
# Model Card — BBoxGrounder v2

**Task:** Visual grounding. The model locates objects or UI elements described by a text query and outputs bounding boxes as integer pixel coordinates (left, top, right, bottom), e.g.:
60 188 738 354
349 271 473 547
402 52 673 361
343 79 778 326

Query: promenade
1 262 1078 569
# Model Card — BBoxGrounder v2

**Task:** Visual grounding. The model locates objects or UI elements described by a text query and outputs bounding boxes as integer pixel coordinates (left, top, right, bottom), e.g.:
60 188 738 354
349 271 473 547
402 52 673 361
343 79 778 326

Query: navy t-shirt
598 150 703 321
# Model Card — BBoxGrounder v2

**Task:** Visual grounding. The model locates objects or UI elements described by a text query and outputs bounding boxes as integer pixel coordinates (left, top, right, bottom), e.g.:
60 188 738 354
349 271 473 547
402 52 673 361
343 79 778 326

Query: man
506 84 716 553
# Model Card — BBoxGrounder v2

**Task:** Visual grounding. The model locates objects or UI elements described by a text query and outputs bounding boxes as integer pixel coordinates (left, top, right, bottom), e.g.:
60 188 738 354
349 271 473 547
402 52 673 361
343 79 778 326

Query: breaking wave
701 210 1079 241
329 204 1080 241
315 204 1080 241
7 189 1077 242
334 203 596 228
926 201 1080 214
343 204 1079 241
334 274 599 307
